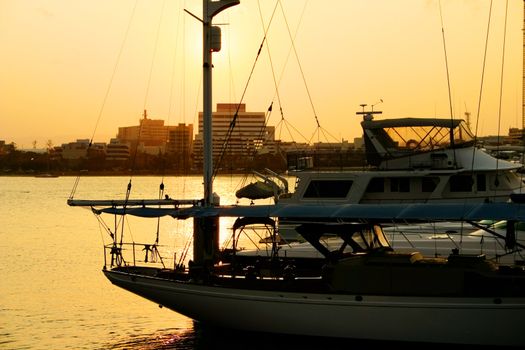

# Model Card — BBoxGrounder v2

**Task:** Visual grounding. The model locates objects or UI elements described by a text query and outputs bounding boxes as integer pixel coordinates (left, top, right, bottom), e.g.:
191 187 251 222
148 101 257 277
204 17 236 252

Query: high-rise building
193 103 276 168
167 123 194 170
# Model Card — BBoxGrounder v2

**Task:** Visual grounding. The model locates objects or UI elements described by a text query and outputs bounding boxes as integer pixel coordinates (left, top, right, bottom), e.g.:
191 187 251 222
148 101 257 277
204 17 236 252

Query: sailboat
68 1 525 347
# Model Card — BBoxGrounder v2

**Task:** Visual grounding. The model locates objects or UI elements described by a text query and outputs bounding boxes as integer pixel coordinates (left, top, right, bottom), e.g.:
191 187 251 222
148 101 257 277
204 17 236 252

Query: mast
522 0 525 133
192 0 240 275
202 0 240 206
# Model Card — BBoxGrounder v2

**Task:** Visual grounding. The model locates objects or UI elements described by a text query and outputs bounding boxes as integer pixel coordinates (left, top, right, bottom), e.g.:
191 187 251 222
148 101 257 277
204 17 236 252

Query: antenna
356 102 383 121
371 99 383 112
184 9 203 23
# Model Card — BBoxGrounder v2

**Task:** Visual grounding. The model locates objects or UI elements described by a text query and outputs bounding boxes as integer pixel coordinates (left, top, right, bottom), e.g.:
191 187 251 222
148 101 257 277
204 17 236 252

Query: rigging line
305 124 340 146
438 1 454 121
217 1 310 178
226 10 238 105
275 118 310 144
231 1 309 181
110 209 128 245
130 1 167 187
231 1 283 172
168 4 183 125
69 175 81 200
96 220 108 263
278 0 320 128
118 180 133 246
257 0 283 124
143 0 168 110
192 73 203 137
495 0 510 176
213 53 262 170
471 0 493 178
89 0 139 145
155 181 165 245
161 2 184 183
471 0 499 197
267 0 309 144
69 0 139 200
225 69 241 179
179 235 193 267
318 126 340 143
93 210 115 240
212 2 280 179
249 103 275 161
438 1 456 167
251 1 279 162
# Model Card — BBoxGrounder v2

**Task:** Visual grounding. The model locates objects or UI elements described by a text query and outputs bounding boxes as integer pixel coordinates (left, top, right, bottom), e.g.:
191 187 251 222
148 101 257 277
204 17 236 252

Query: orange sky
0 0 523 149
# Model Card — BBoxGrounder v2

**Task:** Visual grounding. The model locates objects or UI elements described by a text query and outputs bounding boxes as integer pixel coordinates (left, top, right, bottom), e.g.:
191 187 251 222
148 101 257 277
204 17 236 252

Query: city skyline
1 0 523 149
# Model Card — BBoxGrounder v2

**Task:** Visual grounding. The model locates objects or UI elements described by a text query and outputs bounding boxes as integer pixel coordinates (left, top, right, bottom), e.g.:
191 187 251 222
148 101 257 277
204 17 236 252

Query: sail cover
82 202 525 222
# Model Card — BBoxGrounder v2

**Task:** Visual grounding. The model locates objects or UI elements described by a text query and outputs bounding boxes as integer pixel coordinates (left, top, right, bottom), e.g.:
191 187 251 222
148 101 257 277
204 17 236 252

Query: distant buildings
106 138 130 161
0 140 6 155
508 128 525 141
61 139 91 160
117 110 177 155
193 103 276 168
1 103 381 173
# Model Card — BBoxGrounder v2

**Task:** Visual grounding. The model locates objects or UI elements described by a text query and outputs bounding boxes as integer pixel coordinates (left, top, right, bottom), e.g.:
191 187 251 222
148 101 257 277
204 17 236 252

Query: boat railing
103 242 179 271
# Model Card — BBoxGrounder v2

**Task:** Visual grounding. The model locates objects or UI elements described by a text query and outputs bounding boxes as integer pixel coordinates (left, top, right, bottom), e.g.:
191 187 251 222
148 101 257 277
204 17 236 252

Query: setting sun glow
0 0 522 148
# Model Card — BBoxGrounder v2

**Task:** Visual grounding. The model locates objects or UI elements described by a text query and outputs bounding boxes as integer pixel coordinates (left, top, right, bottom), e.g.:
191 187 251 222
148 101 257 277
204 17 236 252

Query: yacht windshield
384 120 474 152
361 117 476 166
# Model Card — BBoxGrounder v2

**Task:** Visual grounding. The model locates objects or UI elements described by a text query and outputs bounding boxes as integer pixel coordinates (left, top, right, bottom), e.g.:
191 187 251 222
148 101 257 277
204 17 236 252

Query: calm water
0 176 490 350
0 175 333 350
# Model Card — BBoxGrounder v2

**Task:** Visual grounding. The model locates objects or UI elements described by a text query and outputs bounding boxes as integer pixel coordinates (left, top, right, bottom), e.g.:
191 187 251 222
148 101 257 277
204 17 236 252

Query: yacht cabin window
477 174 486 191
303 180 353 198
366 178 385 193
421 177 439 192
449 175 474 192
390 178 410 192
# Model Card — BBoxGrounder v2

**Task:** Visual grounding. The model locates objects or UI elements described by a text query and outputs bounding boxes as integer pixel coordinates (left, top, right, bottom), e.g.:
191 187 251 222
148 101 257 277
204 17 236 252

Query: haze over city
1 0 523 149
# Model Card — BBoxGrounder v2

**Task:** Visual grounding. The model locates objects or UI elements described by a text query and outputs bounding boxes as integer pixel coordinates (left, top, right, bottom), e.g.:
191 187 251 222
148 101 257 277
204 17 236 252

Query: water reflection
101 324 355 350
100 327 195 350
101 322 491 350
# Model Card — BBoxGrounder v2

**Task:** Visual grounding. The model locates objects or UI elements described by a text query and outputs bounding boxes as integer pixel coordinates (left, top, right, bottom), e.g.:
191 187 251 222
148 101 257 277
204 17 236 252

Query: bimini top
360 117 474 166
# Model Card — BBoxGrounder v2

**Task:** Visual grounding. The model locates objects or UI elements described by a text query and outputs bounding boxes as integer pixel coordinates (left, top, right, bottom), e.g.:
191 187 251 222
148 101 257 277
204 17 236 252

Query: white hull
105 269 525 347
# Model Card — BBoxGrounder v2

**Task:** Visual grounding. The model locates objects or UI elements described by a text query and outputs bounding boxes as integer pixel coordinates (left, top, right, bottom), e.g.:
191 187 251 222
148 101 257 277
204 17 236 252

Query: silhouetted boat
35 173 59 178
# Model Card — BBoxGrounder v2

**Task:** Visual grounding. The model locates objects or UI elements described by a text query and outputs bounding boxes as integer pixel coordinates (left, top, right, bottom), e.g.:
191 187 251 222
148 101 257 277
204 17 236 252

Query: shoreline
0 170 275 177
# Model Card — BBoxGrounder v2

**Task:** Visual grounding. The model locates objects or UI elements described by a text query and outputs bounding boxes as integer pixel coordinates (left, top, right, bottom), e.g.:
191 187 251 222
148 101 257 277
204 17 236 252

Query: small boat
35 173 59 178
68 1 525 347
